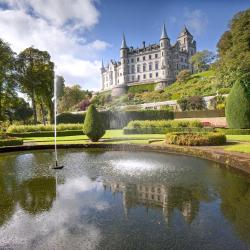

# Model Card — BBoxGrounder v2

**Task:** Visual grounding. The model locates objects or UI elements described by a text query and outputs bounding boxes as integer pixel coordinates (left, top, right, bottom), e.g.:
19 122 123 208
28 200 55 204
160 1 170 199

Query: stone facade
101 24 196 93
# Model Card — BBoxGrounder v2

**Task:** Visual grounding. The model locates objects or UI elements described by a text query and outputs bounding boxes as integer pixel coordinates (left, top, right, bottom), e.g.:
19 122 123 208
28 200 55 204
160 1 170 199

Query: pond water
0 149 250 250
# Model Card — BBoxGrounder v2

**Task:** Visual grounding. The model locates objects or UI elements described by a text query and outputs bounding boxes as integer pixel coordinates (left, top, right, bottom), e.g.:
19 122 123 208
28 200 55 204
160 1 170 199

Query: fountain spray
52 75 64 170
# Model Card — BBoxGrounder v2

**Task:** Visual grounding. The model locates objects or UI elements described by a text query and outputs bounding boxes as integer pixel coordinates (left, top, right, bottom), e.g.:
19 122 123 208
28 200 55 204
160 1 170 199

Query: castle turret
160 24 173 86
177 26 196 56
120 33 129 85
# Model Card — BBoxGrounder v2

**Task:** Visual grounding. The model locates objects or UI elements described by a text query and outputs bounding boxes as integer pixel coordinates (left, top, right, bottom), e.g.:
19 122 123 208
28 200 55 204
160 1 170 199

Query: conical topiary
225 80 250 128
83 104 105 141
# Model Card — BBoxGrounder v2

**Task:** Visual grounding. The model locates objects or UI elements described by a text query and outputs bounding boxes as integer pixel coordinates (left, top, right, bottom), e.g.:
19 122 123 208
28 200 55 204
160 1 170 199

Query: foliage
176 70 192 82
165 132 226 146
91 91 112 107
190 50 216 72
216 9 250 87
216 128 250 135
0 38 17 121
78 99 90 111
0 138 23 147
7 123 83 133
124 127 213 135
128 83 157 94
11 98 33 123
58 85 90 113
226 80 250 128
83 105 105 141
16 47 55 124
177 96 206 111
126 119 203 129
209 95 226 110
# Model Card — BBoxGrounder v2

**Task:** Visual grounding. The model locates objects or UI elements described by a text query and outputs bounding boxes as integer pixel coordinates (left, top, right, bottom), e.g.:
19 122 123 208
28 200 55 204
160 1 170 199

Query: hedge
57 110 174 129
124 127 214 135
165 132 226 146
126 120 203 129
7 124 83 134
174 110 225 119
216 128 250 135
0 138 23 147
128 83 157 93
8 130 83 138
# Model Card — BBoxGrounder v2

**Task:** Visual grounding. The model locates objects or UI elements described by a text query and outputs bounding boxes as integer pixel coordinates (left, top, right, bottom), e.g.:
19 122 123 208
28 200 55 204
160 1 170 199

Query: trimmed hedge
174 110 225 119
124 127 214 135
0 138 23 147
57 110 174 129
7 124 83 133
8 130 83 138
128 83 157 93
216 128 250 135
165 132 226 146
126 119 203 129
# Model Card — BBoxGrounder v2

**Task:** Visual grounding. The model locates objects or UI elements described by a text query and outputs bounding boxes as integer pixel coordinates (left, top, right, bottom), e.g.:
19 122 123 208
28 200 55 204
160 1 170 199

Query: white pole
54 76 58 166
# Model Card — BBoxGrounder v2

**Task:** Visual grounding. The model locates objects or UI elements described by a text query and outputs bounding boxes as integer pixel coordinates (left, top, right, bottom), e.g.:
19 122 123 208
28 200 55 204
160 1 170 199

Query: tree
216 9 250 87
225 80 250 128
176 70 192 82
83 104 105 142
12 98 33 124
190 50 215 72
58 85 89 113
16 47 54 124
177 98 188 111
0 38 17 121
78 99 90 111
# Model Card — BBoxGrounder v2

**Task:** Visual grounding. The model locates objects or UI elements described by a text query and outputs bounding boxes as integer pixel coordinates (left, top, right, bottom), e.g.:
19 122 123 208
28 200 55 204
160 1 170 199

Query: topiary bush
165 132 226 146
83 105 105 142
226 80 250 128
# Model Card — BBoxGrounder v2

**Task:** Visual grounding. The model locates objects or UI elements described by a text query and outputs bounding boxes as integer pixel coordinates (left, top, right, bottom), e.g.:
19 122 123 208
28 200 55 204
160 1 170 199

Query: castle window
161 42 163 47
162 52 164 56
137 64 140 73
149 55 152 60
155 54 158 58
149 63 152 71
131 58 134 63
137 75 140 81
143 63 146 72
143 56 146 61
132 75 134 81
155 62 159 70
137 57 139 62
156 72 158 77
149 73 152 78
131 65 135 73
143 74 146 79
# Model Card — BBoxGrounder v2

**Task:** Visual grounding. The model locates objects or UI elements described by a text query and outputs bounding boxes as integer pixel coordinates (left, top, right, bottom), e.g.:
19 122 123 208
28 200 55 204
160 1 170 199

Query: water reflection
0 150 249 249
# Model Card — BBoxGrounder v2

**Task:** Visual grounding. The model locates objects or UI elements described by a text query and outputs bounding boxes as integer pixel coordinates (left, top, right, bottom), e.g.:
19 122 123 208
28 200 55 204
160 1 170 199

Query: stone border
0 143 250 175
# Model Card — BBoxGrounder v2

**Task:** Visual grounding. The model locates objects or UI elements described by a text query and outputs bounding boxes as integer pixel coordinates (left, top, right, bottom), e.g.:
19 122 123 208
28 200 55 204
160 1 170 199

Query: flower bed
165 132 226 146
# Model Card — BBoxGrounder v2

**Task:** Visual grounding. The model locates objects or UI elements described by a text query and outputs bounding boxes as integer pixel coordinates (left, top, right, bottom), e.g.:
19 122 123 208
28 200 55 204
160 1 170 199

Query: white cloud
184 8 208 36
0 0 108 90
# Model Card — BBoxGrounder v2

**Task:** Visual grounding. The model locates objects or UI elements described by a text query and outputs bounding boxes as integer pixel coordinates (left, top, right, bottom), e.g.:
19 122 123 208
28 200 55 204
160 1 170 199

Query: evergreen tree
83 104 105 142
226 80 250 128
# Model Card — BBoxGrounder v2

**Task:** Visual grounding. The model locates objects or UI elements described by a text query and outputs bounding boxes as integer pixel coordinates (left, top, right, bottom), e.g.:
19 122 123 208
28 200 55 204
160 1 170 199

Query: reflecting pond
0 149 250 250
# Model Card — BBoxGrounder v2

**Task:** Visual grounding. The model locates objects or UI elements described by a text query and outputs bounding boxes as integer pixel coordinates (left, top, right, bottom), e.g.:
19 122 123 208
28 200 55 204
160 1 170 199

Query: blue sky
0 0 249 90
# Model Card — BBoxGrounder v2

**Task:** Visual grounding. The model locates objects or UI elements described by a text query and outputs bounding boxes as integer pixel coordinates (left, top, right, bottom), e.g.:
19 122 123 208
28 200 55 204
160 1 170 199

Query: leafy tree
83 104 105 142
16 47 54 124
12 98 33 124
226 80 250 128
187 96 206 110
177 98 188 111
78 99 90 111
58 85 89 113
0 38 17 121
216 9 250 87
176 69 192 82
190 50 215 72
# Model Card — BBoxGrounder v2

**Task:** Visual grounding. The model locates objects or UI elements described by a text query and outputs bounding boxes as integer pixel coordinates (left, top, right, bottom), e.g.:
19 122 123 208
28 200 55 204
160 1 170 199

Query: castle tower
100 59 105 89
160 24 173 86
120 33 129 85
177 26 196 56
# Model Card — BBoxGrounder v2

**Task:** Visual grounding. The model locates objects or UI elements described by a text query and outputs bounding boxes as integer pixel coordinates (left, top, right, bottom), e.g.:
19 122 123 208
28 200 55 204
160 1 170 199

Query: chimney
142 41 146 48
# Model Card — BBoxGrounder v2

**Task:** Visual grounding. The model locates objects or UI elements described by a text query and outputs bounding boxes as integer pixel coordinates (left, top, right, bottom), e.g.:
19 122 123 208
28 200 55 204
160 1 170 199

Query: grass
224 144 250 154
226 135 250 142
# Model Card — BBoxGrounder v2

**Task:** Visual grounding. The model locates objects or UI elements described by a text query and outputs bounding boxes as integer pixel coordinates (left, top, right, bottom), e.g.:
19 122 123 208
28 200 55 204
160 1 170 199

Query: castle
101 24 196 96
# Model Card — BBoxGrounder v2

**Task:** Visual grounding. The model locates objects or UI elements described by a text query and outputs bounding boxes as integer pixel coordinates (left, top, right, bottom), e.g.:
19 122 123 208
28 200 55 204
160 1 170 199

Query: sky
0 0 249 91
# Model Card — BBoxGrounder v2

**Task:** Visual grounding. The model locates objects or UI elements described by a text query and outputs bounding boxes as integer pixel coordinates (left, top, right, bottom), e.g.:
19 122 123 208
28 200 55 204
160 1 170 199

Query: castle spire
101 59 104 69
160 23 168 39
121 32 128 49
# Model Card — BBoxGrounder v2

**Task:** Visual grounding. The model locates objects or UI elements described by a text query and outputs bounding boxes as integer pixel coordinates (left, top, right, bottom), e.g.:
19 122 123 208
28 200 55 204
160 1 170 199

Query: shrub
176 69 192 82
187 96 206 110
57 112 84 124
226 80 250 128
83 105 105 142
177 98 189 111
7 124 83 133
126 120 203 129
216 128 250 135
0 138 23 147
128 83 157 94
123 127 214 135
165 132 226 146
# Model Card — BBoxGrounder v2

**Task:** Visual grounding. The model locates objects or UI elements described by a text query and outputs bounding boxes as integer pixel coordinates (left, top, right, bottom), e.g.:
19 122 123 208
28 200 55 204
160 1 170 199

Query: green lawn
224 144 250 154
226 135 250 142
